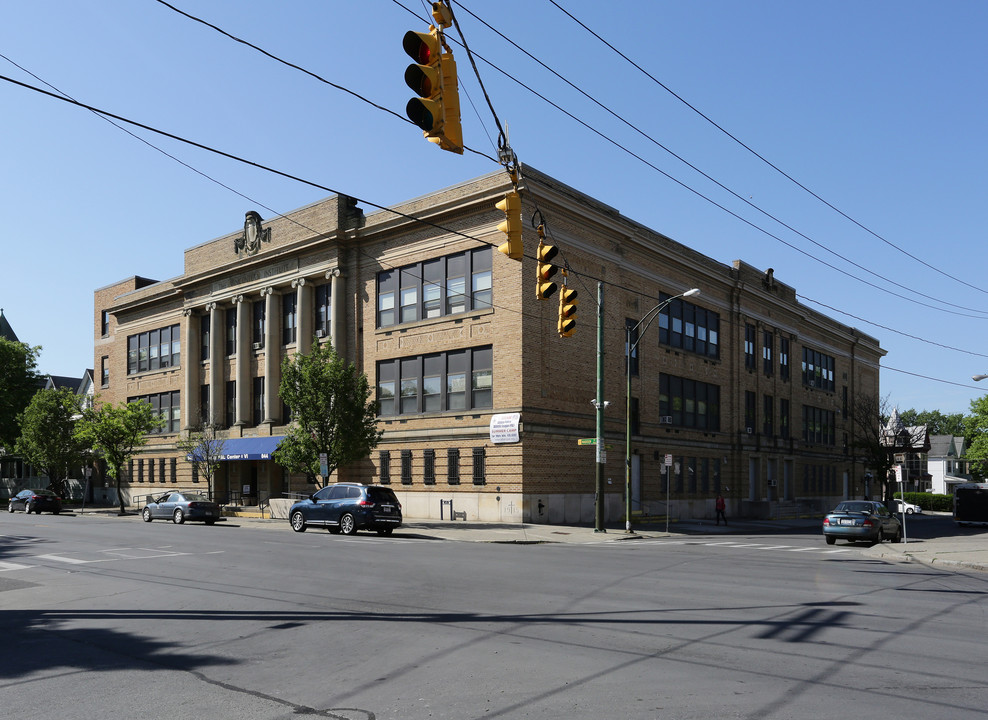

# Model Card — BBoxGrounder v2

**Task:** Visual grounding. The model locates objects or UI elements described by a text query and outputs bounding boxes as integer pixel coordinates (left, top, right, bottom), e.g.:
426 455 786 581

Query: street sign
578 439 612 448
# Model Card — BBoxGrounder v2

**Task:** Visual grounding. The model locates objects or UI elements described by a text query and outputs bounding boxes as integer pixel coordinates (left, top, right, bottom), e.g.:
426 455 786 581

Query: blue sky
2 1 987 414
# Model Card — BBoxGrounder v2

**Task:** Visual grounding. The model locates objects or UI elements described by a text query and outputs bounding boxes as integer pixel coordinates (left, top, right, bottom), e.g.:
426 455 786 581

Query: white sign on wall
490 413 521 444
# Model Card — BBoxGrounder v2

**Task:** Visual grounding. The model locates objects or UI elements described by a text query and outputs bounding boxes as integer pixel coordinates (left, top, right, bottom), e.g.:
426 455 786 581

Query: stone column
234 294 250 428
182 308 200 431
261 287 280 423
207 301 223 427
330 269 345 359
293 277 311 355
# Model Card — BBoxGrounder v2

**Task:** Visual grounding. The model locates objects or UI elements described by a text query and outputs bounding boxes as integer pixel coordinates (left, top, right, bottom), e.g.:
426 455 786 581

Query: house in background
926 435 972 494
0 310 94 499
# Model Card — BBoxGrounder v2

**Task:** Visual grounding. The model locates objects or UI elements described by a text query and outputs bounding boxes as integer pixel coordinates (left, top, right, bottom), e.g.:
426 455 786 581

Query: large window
658 374 720 430
744 324 756 369
802 347 835 392
780 337 790 380
762 331 774 376
802 404 836 445
377 347 493 416
657 294 719 359
253 300 266 347
315 283 331 338
252 377 265 425
225 308 237 356
225 380 236 428
127 324 181 375
377 248 493 328
201 315 210 361
282 293 297 345
129 391 180 434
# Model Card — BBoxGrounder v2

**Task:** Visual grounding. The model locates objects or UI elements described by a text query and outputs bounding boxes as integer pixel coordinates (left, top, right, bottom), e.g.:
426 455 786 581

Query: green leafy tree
176 422 226 500
14 387 86 498
897 408 965 438
0 337 41 452
274 340 381 486
963 395 988 480
76 399 163 514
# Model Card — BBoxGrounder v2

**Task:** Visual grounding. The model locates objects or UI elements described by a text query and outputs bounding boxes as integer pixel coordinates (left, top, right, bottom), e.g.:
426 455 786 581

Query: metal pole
594 281 606 532
625 324 634 533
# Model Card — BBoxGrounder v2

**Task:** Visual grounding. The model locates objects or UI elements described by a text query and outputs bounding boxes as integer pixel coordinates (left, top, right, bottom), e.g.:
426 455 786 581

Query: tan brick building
93 167 884 524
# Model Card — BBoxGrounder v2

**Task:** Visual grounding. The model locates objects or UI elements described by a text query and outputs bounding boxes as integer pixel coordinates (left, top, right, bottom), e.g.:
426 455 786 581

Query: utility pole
594 281 606 532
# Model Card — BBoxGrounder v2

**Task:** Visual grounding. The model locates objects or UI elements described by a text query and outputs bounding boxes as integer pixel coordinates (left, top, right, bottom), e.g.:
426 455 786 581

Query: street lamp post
624 288 700 533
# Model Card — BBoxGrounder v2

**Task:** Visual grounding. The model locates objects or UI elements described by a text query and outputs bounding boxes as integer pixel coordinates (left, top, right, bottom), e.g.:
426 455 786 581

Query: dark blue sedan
289 483 402 535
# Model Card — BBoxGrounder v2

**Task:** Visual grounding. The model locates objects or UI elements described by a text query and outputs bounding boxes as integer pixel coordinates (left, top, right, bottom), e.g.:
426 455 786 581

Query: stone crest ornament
234 211 271 258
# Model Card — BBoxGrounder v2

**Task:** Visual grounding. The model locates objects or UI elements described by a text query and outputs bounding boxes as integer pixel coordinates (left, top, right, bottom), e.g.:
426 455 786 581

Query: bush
894 491 953 512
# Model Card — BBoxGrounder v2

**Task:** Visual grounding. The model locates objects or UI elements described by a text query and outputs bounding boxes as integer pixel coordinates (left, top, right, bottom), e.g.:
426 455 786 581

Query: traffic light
402 21 463 154
558 274 578 337
536 228 558 300
496 191 523 260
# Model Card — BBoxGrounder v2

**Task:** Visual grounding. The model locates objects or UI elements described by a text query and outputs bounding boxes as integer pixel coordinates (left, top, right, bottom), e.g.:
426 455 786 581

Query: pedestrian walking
715 494 727 526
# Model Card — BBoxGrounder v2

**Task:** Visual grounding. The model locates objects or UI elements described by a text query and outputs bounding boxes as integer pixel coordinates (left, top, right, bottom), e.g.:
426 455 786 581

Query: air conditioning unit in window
252 342 264 350
315 329 327 338
659 416 673 424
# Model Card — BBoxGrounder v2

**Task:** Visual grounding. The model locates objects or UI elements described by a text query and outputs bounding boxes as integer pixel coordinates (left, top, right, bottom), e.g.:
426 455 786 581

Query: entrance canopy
214 436 284 461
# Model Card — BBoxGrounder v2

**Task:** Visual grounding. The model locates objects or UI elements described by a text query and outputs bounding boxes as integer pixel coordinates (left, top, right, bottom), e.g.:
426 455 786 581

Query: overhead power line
452 1 988 318
545 0 988 298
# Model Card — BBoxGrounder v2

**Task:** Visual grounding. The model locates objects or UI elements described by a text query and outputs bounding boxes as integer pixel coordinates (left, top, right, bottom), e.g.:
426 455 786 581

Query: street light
973 374 988 382
625 288 700 533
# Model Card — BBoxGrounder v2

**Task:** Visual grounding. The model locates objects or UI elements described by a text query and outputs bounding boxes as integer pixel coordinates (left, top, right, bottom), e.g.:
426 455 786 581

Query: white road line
35 553 92 564
0 561 33 572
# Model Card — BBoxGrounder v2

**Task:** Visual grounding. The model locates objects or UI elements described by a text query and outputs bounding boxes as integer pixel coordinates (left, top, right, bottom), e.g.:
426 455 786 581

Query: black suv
289 483 402 535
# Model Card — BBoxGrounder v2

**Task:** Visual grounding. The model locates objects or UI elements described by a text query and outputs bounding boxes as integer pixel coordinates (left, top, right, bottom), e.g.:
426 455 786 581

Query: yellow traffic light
402 25 463 154
496 191 523 260
558 276 578 337
536 238 558 300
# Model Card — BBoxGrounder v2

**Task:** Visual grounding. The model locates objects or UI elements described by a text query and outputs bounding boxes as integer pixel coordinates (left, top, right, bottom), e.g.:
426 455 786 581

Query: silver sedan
142 492 222 525
823 500 902 545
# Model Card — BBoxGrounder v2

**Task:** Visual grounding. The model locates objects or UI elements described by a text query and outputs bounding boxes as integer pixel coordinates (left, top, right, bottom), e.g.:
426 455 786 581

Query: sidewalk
71 505 988 573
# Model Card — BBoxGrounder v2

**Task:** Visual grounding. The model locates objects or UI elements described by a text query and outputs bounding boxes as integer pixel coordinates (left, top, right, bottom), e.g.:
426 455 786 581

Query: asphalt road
1 512 986 720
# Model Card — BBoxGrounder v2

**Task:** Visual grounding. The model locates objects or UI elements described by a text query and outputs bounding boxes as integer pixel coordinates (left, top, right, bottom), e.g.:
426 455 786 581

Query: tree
14 387 86 498
274 340 381 485
76 399 163 514
0 337 41 452
847 393 926 506
176 422 226 500
898 408 965 438
963 395 988 480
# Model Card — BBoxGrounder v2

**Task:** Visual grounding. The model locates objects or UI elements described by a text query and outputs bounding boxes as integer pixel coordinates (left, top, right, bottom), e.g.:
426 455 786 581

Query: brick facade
93 168 884 523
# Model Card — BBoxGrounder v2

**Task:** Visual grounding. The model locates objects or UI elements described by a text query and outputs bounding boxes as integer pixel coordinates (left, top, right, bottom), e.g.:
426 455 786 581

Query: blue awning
218 436 283 461
211 436 284 461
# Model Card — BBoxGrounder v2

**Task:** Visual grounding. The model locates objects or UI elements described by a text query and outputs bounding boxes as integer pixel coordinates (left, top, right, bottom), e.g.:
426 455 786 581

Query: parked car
8 489 62 515
823 500 902 545
894 499 923 515
289 483 402 535
142 492 221 525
